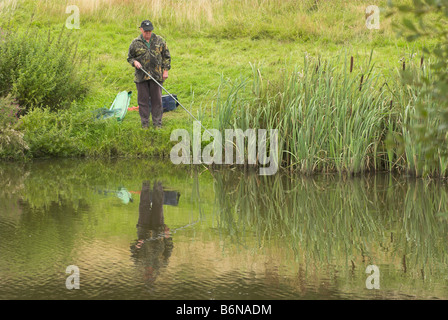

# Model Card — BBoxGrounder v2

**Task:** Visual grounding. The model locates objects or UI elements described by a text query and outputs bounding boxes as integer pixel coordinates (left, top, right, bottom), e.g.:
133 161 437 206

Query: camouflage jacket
127 33 171 83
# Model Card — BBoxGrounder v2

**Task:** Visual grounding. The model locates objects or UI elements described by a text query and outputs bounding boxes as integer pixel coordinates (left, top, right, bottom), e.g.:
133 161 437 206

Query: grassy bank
0 0 444 176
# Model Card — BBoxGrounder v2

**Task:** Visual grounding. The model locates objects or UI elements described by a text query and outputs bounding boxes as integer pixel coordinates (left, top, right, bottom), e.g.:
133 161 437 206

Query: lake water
1 159 448 300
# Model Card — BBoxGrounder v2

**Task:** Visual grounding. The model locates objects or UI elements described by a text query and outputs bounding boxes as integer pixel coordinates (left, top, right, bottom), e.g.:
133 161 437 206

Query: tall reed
214 52 391 174
214 51 448 177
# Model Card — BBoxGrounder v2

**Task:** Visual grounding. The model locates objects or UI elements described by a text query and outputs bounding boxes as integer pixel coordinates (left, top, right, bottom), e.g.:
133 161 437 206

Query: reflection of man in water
130 181 173 288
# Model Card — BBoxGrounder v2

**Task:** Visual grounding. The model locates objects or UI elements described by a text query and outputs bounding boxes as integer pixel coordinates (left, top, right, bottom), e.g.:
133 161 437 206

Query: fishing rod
139 67 213 136
137 219 201 243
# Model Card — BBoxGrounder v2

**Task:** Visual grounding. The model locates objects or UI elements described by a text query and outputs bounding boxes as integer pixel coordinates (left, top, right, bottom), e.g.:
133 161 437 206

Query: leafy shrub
19 104 175 159
0 26 90 113
20 107 94 157
390 1 448 174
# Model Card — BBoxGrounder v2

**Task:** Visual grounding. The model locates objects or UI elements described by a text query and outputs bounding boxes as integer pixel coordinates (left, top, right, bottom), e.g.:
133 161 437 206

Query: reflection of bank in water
130 181 176 288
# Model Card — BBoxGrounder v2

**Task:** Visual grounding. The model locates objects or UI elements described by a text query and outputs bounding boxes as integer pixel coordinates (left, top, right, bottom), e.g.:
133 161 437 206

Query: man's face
140 28 152 41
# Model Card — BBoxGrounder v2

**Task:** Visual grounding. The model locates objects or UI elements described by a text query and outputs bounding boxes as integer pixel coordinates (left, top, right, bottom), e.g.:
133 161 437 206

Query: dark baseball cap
140 20 154 31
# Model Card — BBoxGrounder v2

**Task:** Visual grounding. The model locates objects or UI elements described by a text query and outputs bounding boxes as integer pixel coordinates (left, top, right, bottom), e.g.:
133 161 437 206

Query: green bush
20 107 95 157
19 104 176 159
20 105 136 158
0 26 90 113
390 0 448 174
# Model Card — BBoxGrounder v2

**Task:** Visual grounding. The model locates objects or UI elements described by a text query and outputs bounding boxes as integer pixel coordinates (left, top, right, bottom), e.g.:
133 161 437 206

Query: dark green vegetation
0 27 90 113
0 0 446 177
388 0 448 174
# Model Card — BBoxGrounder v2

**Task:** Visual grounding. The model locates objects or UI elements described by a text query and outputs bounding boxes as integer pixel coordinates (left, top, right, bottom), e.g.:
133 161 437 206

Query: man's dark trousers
136 79 163 128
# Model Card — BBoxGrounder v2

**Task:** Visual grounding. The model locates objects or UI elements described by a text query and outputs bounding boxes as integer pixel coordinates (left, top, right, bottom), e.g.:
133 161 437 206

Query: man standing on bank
127 20 171 129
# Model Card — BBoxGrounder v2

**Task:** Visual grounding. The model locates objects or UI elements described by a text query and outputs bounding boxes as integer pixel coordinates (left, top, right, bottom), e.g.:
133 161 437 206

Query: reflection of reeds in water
213 170 448 280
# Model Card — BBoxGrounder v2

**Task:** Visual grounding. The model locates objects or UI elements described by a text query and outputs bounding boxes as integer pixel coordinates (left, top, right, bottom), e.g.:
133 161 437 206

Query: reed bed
214 51 448 177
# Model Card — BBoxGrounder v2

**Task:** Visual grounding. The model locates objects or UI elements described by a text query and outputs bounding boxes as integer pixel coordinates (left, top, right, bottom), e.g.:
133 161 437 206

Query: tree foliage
389 0 448 165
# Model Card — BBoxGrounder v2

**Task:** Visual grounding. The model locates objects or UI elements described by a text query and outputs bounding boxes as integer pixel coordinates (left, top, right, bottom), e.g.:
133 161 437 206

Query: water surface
1 159 447 299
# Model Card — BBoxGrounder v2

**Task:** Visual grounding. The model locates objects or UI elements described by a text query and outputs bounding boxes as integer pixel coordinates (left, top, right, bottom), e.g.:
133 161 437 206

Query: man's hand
133 60 142 69
163 70 168 81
